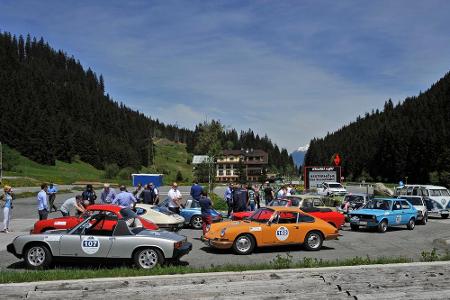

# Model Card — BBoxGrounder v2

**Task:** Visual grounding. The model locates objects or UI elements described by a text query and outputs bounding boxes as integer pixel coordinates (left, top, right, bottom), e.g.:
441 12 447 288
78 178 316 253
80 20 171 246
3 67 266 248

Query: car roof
87 204 123 213
397 185 448 189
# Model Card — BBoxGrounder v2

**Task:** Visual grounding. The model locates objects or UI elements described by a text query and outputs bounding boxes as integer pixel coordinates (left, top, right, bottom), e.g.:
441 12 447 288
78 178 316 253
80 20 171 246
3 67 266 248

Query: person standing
47 183 58 212
1 185 14 233
113 185 137 208
224 183 234 218
199 190 214 236
263 182 274 205
190 181 203 201
151 183 159 204
142 184 154 205
37 183 49 220
277 186 288 199
247 184 256 211
133 183 144 203
233 184 247 213
100 183 116 204
168 182 183 214
60 195 86 216
82 184 97 205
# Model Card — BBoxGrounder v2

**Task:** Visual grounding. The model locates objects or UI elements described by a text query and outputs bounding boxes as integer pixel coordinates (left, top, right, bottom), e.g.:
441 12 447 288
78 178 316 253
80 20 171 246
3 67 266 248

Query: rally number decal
276 226 289 241
81 236 100 254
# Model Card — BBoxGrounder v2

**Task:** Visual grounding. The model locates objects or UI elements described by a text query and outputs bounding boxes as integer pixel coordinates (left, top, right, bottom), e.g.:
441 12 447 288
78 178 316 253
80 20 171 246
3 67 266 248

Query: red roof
87 204 123 213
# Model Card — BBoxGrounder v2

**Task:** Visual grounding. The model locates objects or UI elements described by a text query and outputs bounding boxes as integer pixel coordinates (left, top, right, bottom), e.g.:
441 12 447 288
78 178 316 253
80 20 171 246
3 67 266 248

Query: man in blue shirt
47 183 58 212
199 190 214 236
190 181 203 201
224 183 234 218
37 183 49 220
113 185 137 208
100 183 116 204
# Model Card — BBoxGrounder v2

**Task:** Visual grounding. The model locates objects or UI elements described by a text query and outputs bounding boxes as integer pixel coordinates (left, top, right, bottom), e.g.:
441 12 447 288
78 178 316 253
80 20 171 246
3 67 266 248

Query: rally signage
304 166 342 189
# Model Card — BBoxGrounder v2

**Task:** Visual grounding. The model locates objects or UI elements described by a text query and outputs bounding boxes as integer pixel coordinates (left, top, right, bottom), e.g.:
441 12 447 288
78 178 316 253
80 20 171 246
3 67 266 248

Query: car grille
351 214 375 222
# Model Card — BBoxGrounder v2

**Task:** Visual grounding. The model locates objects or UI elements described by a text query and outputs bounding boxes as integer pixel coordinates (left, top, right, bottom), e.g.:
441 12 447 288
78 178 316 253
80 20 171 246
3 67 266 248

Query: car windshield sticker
44 235 61 242
54 221 67 226
395 215 401 224
81 236 100 254
250 226 262 232
276 226 289 241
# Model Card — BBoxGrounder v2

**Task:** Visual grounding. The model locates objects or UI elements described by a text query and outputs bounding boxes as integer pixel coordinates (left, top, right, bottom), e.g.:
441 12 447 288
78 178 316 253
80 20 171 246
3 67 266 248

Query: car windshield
400 197 423 205
269 200 288 207
120 207 138 220
328 183 343 188
363 199 391 210
249 208 274 223
345 195 364 202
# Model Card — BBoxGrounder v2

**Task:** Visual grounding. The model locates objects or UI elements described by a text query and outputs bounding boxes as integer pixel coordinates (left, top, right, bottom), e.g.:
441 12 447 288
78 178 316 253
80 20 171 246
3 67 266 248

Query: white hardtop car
397 196 428 224
317 182 347 196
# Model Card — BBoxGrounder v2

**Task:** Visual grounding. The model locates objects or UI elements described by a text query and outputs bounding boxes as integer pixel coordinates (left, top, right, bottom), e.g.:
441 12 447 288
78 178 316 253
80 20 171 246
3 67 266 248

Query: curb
2 260 450 287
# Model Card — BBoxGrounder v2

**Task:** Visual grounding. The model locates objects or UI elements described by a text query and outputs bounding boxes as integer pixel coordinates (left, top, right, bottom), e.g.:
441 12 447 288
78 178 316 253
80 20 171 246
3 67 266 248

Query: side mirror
267 220 272 226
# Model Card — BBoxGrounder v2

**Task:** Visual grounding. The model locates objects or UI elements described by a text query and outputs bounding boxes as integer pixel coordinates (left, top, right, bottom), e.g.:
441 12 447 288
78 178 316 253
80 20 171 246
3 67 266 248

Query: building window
226 170 231 176
218 170 224 176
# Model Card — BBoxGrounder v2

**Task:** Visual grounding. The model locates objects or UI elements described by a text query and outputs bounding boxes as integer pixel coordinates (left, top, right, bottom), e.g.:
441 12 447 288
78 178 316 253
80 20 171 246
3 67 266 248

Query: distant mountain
291 144 309 167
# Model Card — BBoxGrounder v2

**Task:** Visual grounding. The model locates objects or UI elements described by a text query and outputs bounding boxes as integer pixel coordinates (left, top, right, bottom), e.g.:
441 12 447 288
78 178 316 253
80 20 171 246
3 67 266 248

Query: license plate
359 221 367 226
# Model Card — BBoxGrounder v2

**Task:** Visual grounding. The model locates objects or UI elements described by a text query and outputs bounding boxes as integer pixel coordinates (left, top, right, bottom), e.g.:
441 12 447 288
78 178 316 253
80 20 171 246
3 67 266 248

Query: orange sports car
204 207 339 255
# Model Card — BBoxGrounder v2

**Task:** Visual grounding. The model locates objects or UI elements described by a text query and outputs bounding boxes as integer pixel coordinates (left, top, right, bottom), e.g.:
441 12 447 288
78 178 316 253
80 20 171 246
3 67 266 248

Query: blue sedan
155 198 222 229
348 198 418 233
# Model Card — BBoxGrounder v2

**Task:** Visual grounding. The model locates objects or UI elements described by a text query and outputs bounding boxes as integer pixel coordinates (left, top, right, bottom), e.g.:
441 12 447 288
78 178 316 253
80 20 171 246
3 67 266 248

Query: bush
176 171 183 182
2 144 21 171
117 167 135 180
104 163 120 179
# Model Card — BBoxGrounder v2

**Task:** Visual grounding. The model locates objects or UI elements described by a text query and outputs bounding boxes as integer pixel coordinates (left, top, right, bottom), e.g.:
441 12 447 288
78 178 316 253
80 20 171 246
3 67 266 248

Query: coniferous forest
0 31 294 174
304 71 450 186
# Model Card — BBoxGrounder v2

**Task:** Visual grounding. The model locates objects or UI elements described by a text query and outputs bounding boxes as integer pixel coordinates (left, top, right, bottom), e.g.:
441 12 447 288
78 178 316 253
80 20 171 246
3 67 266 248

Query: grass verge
1 250 449 284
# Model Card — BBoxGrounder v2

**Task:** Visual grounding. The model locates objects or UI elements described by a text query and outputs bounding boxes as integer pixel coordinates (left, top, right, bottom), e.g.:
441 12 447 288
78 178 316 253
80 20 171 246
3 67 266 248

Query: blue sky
1 1 450 152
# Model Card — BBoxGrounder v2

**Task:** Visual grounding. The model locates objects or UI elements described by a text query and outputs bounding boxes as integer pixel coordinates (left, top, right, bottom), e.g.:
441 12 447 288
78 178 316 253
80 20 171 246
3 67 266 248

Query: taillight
174 241 183 249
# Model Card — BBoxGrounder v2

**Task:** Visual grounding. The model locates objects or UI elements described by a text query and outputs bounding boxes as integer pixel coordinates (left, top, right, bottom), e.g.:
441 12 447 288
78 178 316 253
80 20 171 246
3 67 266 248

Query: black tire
133 248 164 269
441 214 449 219
303 231 323 251
407 218 415 230
232 234 255 255
24 244 52 270
350 224 359 231
378 220 388 233
421 214 428 225
190 215 203 229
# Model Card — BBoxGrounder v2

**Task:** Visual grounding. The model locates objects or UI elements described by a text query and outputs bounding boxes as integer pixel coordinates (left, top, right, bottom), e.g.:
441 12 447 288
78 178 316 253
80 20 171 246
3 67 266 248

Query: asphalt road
1 190 450 271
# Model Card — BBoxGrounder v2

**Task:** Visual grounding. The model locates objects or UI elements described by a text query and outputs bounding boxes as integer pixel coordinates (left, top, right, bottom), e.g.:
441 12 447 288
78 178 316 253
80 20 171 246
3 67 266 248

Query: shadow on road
200 244 335 255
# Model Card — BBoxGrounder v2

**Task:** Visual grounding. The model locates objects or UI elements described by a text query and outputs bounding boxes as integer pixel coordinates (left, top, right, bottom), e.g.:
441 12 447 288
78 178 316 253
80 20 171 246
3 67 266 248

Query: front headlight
220 228 226 237
206 224 211 232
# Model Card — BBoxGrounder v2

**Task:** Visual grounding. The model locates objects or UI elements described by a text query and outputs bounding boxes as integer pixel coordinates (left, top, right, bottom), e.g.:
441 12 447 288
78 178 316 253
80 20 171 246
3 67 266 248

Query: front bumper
7 243 21 258
204 238 233 249
349 219 378 228
159 222 185 231
173 242 192 259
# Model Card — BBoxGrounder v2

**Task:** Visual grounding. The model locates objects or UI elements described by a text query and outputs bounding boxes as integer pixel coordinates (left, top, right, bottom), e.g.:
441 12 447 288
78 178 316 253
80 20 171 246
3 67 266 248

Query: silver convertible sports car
7 211 192 269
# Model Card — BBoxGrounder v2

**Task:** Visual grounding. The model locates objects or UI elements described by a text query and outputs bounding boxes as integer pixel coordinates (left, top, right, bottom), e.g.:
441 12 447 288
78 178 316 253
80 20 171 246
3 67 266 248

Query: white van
395 185 450 219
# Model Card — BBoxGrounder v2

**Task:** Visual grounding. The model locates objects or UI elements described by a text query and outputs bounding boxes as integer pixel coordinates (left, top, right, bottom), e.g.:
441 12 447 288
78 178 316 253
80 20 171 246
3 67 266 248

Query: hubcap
192 217 203 228
307 233 321 249
236 236 251 252
410 220 415 228
27 247 45 266
138 249 158 269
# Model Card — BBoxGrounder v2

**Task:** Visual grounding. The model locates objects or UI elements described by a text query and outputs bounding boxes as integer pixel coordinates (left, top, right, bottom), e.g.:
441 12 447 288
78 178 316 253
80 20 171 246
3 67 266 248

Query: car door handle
294 226 299 229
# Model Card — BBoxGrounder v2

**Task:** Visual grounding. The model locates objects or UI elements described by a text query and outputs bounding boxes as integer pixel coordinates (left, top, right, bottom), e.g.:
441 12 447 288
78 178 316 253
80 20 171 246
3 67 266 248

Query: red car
232 199 345 229
32 204 159 233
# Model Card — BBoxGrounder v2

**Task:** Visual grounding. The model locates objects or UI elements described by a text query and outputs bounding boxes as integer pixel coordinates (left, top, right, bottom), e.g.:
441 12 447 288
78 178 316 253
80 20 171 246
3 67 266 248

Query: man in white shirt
168 182 182 214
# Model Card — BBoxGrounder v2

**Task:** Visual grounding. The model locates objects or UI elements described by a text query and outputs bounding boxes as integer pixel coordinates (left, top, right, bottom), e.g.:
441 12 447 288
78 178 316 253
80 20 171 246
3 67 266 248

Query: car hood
349 209 390 217
136 229 186 242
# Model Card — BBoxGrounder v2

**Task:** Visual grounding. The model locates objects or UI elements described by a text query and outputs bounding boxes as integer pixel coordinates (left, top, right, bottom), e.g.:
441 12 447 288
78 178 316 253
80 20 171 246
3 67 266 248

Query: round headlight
220 228 226 237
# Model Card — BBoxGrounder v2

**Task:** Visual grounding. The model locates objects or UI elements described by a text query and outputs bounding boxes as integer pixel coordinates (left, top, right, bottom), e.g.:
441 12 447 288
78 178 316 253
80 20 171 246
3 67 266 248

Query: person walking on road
1 185 14 233
199 190 214 236
100 183 116 204
37 183 49 220
247 184 256 211
263 181 274 205
168 182 183 214
224 183 234 218
60 195 86 216
190 181 203 201
47 183 58 212
113 185 137 208
82 184 97 205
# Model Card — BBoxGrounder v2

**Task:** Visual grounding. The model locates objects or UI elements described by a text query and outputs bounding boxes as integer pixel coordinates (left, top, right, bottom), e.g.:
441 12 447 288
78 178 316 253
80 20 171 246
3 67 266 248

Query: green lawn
142 138 193 185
